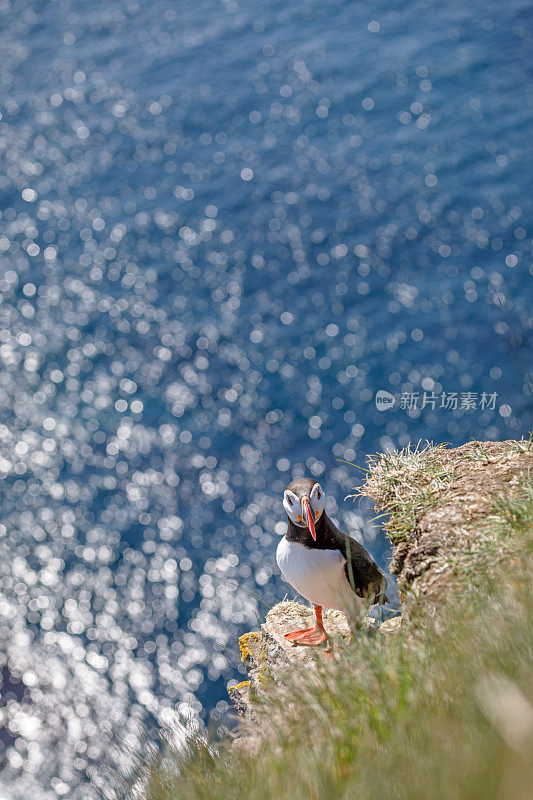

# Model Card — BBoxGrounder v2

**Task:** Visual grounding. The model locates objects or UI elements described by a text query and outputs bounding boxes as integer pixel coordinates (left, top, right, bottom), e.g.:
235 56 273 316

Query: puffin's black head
283 477 326 540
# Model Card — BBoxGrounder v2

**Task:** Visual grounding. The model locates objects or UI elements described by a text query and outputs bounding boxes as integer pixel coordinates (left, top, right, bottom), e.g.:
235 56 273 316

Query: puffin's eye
316 489 321 500
287 497 293 506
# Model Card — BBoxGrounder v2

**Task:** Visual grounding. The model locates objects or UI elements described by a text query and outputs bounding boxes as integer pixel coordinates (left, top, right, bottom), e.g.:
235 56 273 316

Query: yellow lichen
227 680 251 700
238 631 262 663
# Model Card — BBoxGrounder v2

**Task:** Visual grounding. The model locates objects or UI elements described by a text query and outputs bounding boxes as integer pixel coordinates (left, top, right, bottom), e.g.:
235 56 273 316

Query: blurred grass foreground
115 439 533 800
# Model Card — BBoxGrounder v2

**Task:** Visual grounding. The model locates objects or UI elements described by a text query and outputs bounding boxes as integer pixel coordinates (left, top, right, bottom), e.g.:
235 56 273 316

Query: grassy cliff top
357 437 533 602
115 438 533 800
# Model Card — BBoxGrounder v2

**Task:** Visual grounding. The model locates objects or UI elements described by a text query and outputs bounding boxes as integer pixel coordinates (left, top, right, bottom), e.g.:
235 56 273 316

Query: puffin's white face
283 482 326 531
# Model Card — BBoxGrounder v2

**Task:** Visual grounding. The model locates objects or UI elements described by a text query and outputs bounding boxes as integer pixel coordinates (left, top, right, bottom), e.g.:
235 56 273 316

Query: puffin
276 477 387 646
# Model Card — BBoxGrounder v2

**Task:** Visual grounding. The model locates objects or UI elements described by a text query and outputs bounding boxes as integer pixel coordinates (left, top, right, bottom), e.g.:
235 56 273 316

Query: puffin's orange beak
303 497 316 541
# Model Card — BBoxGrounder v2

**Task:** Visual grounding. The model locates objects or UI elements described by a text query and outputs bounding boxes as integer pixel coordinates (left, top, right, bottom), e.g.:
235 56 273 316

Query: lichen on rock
231 600 400 717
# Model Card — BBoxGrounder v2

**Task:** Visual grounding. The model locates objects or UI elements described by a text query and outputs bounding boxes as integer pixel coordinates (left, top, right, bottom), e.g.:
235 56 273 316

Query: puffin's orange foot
284 626 327 646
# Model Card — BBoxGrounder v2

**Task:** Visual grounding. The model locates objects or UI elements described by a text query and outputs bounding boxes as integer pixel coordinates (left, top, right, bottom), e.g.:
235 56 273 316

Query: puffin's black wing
327 520 388 603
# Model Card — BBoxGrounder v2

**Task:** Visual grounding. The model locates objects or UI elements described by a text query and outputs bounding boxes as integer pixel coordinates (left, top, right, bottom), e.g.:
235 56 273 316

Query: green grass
114 469 533 800
349 440 456 545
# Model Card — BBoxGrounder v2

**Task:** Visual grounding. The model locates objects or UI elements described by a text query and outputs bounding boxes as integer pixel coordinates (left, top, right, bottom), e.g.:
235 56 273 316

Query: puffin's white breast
276 537 361 614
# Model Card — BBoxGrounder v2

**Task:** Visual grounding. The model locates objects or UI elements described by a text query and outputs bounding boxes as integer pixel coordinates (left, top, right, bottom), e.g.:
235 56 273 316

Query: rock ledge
229 601 401 715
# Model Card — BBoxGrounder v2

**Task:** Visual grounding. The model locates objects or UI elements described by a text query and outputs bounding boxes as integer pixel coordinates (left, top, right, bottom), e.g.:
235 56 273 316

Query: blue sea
0 0 531 796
